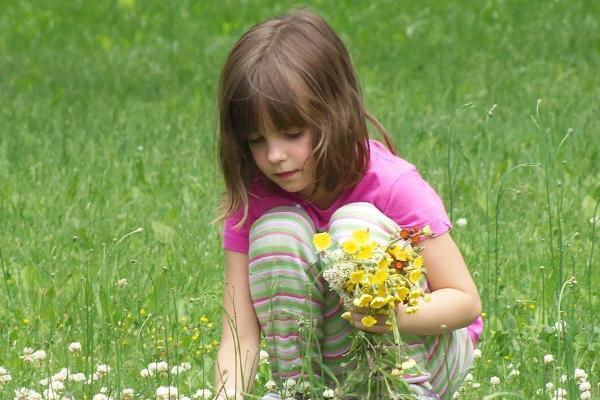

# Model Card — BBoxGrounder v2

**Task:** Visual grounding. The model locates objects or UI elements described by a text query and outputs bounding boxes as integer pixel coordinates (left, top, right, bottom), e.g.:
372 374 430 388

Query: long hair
216 8 395 225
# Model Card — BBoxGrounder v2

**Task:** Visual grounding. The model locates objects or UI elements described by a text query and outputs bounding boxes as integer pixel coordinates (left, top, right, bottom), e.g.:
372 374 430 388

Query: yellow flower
376 285 388 297
405 306 419 314
409 269 422 284
378 255 392 268
409 289 422 299
413 255 424 269
385 295 395 305
369 296 387 309
356 243 375 260
373 268 389 285
350 270 365 284
421 225 433 236
352 229 371 244
312 232 332 251
353 294 373 308
390 246 412 261
341 311 352 320
361 315 378 328
343 240 359 254
391 368 402 376
396 286 410 301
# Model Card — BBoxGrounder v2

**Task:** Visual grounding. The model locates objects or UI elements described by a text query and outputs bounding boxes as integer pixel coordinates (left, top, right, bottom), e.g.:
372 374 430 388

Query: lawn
0 0 598 399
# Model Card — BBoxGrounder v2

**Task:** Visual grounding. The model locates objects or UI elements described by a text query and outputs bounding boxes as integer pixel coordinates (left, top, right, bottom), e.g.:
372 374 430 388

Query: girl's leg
248 206 327 382
328 202 473 399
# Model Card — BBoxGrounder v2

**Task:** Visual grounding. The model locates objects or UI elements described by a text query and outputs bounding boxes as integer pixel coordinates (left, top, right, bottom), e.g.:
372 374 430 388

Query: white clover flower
69 372 86 382
323 388 336 398
68 342 82 353
574 368 588 380
0 366 7 375
100 386 108 394
117 278 128 287
52 368 70 382
490 376 500 385
452 392 460 399
456 218 467 227
264 380 277 391
180 397 191 400
92 394 111 400
283 378 296 389
552 388 567 400
0 372 11 384
578 381 591 391
299 381 311 393
544 354 554 364
546 382 555 391
156 386 178 399
473 349 482 359
464 373 473 382
43 388 60 400
471 382 481 388
193 388 213 399
15 387 43 400
96 364 111 375
20 349 46 364
580 391 591 400
39 378 49 386
140 368 151 378
509 369 520 377
560 374 568 383
259 350 269 363
148 361 169 374
50 380 64 391
122 388 135 399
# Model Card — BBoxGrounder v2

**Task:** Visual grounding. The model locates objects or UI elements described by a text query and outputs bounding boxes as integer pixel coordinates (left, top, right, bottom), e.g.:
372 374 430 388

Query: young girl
214 8 482 400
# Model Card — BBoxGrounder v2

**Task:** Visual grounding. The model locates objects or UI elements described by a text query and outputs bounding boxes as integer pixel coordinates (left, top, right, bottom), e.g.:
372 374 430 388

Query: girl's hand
349 308 393 334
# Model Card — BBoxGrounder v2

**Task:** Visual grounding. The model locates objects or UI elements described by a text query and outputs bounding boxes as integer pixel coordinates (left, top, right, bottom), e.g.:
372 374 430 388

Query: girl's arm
214 250 261 399
351 232 481 335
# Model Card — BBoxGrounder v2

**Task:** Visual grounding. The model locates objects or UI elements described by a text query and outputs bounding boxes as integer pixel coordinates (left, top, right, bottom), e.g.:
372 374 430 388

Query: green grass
1 0 599 398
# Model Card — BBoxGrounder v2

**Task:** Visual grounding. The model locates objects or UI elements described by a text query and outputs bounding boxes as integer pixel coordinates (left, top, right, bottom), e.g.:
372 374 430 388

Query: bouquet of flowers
313 226 433 399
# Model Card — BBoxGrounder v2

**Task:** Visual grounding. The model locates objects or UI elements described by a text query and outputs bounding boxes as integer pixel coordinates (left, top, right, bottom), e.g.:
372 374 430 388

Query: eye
247 136 264 145
285 131 303 140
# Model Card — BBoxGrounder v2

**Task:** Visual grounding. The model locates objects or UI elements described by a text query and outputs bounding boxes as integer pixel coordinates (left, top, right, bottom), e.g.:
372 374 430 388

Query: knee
329 202 397 243
249 206 316 257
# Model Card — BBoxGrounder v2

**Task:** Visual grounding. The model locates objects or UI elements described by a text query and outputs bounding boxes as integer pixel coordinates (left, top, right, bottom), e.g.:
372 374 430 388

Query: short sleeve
383 170 452 236
223 208 251 253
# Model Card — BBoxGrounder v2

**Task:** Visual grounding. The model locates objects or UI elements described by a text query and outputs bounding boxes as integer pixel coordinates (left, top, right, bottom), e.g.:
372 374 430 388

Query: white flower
456 218 467 227
68 342 82 352
92 394 111 400
464 373 473 382
43 389 60 400
14 387 43 400
20 349 46 364
264 380 277 391
323 388 336 398
299 381 310 393
193 388 213 399
121 388 135 399
96 364 111 375
574 368 588 380
50 380 64 391
544 354 554 364
0 372 11 384
283 378 296 389
117 278 128 287
560 374 568 383
69 373 86 382
148 361 169 374
580 391 591 400
490 376 500 385
578 381 591 391
473 349 482 359
171 363 191 375
552 388 567 400
140 368 151 378
509 369 520 377
259 350 269 363
471 382 481 388
52 368 70 382
546 382 555 391
156 386 178 399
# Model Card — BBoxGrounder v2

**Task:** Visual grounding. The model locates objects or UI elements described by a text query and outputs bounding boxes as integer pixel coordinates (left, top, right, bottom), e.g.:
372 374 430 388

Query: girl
214 8 482 400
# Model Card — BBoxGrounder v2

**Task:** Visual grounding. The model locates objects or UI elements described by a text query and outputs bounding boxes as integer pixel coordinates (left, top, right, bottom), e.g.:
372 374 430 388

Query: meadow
0 0 599 399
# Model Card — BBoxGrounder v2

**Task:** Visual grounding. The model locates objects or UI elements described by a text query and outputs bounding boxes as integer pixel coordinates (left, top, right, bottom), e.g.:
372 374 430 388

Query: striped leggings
249 203 475 399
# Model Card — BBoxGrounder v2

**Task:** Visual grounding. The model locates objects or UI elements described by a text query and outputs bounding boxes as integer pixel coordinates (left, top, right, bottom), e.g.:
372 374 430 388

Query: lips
274 170 298 179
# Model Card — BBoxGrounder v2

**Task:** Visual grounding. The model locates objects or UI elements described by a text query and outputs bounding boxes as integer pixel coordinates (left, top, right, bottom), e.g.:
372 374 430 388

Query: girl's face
247 127 316 199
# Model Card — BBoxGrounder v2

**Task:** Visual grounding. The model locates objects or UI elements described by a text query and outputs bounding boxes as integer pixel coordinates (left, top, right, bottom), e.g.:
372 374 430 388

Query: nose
266 141 286 164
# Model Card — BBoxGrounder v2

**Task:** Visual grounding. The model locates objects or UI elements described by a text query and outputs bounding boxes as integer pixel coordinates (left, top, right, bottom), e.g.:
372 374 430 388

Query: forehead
228 65 312 139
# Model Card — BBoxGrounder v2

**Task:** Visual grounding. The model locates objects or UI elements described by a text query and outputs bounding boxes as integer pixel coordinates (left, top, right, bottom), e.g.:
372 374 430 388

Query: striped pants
249 203 475 399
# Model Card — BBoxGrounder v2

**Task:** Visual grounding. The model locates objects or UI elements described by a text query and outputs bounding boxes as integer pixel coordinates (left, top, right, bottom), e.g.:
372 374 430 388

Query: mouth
274 170 298 179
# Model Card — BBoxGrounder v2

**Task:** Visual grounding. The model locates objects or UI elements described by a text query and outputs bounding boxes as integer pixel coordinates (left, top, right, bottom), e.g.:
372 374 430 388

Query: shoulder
363 140 451 236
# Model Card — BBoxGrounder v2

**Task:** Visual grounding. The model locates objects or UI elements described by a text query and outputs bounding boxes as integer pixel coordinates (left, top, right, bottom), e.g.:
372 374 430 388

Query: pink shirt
223 140 452 253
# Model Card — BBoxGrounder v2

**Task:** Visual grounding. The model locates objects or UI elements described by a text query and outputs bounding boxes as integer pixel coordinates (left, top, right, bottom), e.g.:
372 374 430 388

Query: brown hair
217 8 395 225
